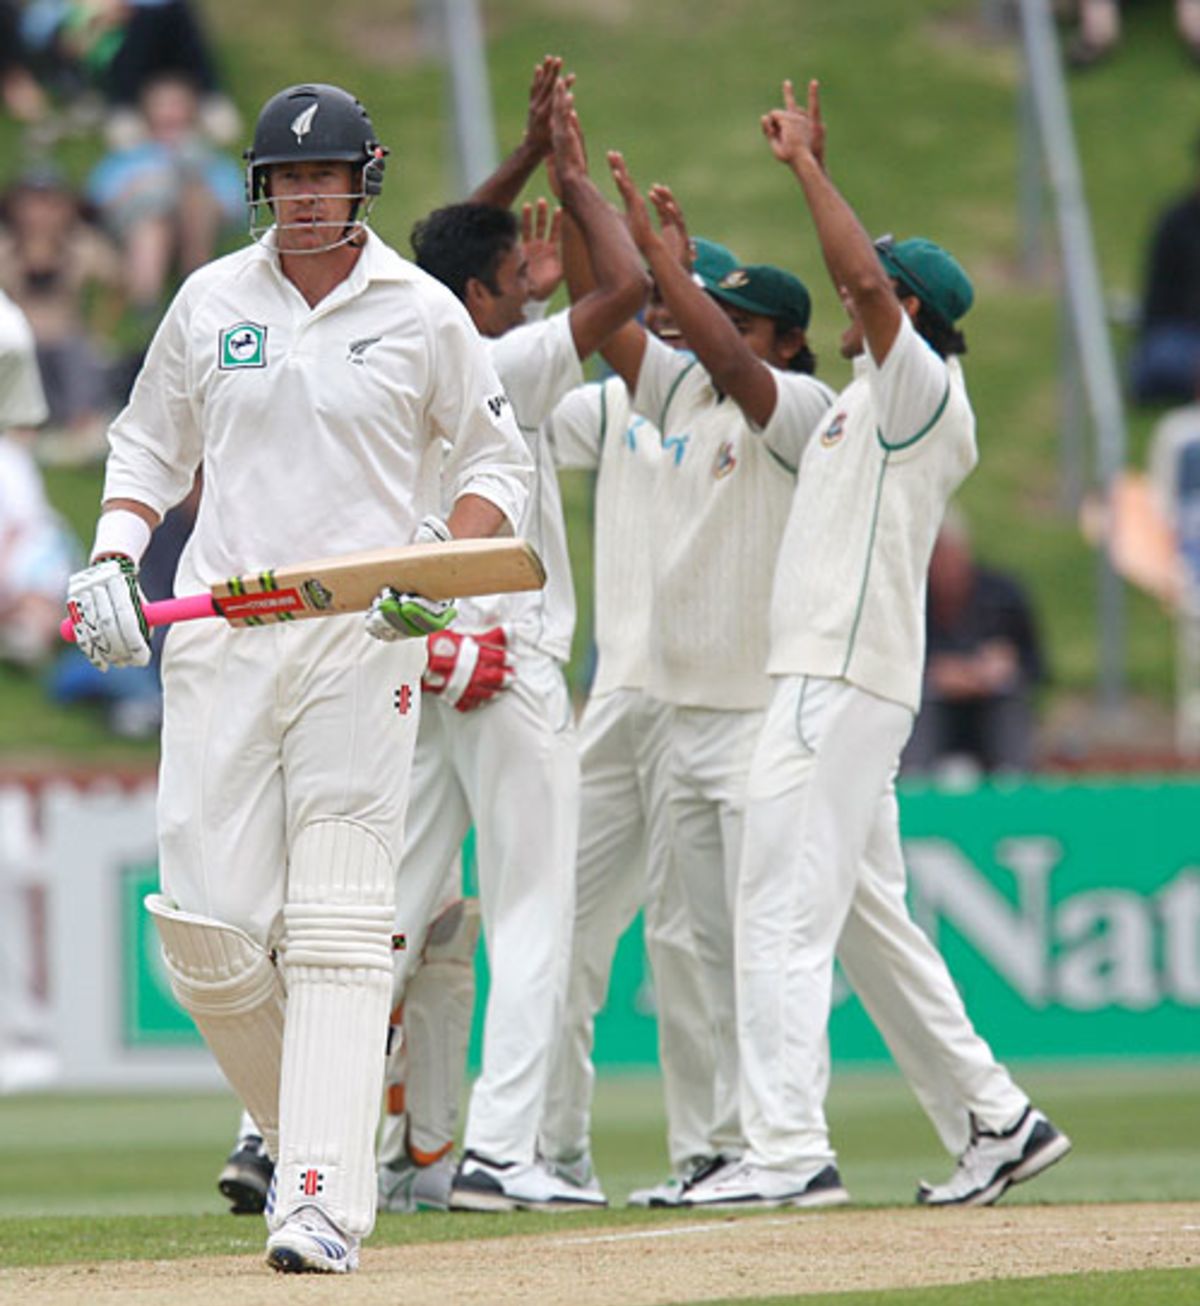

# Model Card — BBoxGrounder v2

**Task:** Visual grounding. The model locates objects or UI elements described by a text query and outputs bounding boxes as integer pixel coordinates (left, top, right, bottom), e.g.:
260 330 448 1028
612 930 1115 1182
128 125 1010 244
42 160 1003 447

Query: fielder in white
602 157 834 1182
386 78 647 1213
683 80 1071 1210
64 82 531 1273
538 237 748 1207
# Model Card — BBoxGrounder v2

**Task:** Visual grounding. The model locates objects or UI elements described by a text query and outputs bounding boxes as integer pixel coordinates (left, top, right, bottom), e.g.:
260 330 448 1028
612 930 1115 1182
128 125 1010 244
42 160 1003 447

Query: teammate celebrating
682 80 1070 1210
600 156 834 1184
375 76 647 1213
64 82 531 1272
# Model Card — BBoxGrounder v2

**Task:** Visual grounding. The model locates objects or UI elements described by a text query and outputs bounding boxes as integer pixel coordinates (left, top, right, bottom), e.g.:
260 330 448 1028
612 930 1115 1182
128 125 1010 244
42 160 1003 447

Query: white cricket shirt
0 290 48 431
454 310 584 662
548 375 662 695
768 313 978 712
634 333 833 710
102 230 531 595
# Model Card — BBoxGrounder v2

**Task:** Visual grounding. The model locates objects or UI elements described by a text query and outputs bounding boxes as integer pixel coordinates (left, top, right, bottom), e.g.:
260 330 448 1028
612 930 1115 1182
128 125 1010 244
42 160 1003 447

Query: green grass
2 1063 1198 1269
4 0 1200 757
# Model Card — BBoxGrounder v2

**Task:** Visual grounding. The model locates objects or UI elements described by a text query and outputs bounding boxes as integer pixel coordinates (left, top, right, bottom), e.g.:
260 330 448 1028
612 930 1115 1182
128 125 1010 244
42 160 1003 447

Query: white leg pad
146 893 284 1160
274 819 395 1239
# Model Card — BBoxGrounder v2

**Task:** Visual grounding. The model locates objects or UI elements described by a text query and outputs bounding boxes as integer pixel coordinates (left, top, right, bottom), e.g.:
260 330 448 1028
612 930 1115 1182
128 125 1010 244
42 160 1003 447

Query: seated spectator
1068 0 1200 68
86 71 242 316
0 1 49 123
0 290 76 667
901 509 1046 780
1129 134 1200 405
99 0 240 147
0 167 125 463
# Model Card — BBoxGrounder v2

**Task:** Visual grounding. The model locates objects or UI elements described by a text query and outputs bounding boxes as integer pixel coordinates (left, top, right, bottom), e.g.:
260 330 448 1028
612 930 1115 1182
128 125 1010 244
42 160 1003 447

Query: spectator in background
1129 133 1200 405
1068 0 1200 68
0 167 125 464
0 1 49 123
0 288 77 668
98 0 240 146
86 71 243 319
901 508 1045 779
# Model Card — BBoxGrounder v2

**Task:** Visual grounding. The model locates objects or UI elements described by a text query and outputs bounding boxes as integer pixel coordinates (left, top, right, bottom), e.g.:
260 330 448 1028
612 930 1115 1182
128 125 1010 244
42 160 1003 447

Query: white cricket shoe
377 1152 455 1213
627 1154 735 1208
917 1105 1072 1207
449 1150 608 1212
680 1159 850 1210
265 1205 359 1273
543 1153 608 1206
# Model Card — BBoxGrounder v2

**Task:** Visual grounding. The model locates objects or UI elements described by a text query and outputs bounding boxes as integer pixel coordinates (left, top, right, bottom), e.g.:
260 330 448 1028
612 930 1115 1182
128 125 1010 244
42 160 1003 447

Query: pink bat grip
60 592 218 643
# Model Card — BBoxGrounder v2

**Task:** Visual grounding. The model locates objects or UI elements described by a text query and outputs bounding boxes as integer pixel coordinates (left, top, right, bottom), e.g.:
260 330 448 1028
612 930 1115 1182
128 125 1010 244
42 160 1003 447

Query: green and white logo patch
219 322 267 369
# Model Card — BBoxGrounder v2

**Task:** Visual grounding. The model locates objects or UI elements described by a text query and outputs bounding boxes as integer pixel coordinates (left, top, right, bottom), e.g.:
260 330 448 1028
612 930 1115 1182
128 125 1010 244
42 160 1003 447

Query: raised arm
762 79 903 365
553 83 649 362
469 54 562 210
608 153 781 428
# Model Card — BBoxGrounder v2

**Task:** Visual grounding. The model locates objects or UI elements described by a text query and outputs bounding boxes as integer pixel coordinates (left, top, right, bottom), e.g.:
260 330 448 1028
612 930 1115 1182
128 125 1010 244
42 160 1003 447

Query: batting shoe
217 1133 274 1215
679 1158 850 1210
627 1154 736 1208
449 1150 608 1212
916 1106 1072 1208
265 1205 359 1274
377 1152 455 1213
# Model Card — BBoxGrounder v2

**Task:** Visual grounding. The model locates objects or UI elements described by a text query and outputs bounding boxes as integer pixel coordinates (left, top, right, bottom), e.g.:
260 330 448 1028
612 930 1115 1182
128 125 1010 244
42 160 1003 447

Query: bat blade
211 537 546 627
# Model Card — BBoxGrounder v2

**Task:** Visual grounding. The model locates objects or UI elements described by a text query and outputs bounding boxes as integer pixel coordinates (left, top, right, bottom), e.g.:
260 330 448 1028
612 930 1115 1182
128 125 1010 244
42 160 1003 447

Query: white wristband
91 508 152 564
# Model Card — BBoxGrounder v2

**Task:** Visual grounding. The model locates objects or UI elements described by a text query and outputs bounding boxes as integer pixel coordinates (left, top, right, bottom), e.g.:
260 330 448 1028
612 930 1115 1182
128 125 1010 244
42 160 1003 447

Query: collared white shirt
103 229 530 595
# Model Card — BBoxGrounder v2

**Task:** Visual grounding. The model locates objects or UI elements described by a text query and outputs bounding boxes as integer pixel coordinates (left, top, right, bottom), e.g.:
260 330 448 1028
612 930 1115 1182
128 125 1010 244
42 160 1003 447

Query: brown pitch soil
3 1202 1198 1305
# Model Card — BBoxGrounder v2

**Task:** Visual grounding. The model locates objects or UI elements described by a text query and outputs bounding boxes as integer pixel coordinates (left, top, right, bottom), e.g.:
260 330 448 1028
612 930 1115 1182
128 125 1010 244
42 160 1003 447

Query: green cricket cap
706 263 812 331
691 237 739 288
874 234 974 325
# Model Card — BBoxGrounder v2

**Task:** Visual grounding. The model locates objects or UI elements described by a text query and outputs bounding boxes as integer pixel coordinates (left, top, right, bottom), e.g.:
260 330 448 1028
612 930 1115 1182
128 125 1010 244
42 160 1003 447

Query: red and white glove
422 626 513 712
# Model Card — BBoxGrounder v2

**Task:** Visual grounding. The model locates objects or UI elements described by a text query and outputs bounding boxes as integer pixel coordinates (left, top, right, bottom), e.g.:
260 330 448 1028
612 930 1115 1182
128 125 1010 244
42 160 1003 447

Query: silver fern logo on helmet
290 103 318 143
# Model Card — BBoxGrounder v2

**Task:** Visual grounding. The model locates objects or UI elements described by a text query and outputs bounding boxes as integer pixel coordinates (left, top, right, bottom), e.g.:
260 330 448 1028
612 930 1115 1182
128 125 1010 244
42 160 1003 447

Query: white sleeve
0 293 48 431
632 332 698 434
102 282 203 517
486 312 585 432
756 370 835 471
866 312 954 453
545 381 606 471
427 295 533 533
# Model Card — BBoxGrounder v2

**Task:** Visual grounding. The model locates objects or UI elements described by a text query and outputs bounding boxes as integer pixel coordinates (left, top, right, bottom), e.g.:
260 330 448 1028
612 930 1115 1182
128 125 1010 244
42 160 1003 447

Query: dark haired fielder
683 80 1070 1210
64 82 531 1272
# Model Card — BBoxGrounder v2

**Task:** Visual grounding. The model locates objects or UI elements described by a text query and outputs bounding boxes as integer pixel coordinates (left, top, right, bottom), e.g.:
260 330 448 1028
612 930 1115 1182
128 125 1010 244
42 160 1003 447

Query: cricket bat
61 537 546 641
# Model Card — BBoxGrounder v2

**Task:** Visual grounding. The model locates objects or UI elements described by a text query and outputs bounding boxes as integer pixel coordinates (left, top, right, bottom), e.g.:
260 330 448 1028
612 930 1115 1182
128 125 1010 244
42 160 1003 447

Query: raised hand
522 54 563 159
648 183 691 270
762 78 825 171
521 196 564 300
607 151 657 255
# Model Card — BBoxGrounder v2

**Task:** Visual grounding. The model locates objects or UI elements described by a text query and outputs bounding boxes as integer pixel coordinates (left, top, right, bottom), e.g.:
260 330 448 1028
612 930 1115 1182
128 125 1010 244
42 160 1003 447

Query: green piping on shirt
659 357 701 433
840 453 890 678
875 376 950 452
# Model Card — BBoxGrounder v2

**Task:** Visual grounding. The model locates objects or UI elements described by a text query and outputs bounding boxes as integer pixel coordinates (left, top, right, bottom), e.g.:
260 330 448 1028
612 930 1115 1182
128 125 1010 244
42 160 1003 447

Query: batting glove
66 555 152 672
422 626 513 711
365 589 457 642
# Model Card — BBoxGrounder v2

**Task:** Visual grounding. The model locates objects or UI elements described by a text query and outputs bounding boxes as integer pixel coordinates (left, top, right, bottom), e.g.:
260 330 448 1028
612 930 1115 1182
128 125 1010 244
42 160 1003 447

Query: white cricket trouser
539 689 715 1172
658 704 764 1157
395 648 578 1165
737 676 1027 1170
158 616 424 949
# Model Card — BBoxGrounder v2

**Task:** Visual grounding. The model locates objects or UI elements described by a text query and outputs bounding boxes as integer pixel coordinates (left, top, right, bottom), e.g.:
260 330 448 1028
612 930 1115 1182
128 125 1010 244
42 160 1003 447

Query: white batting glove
66 556 152 672
365 590 457 642
422 626 514 711
413 515 453 546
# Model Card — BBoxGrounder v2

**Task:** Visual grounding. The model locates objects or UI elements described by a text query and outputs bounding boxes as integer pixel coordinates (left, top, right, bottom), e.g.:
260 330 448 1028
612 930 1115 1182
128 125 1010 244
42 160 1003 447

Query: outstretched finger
808 79 822 125
520 201 533 245
782 78 799 112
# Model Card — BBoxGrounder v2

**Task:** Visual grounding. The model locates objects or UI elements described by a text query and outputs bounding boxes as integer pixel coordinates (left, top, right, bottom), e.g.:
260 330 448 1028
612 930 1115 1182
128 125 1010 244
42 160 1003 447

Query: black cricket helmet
245 83 388 248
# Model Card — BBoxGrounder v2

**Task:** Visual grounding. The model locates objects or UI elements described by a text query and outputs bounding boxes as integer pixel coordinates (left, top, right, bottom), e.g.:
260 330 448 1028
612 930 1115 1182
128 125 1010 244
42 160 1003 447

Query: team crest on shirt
820 411 848 447
712 440 737 478
218 322 267 369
